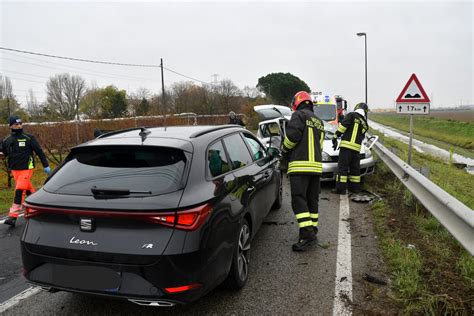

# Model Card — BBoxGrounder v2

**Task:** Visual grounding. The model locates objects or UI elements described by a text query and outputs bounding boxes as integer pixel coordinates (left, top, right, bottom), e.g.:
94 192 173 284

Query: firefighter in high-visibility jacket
332 102 369 194
282 91 325 252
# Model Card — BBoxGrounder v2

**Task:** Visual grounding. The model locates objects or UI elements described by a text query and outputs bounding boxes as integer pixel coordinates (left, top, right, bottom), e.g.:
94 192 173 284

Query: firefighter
228 111 245 126
332 102 369 194
1 116 50 227
282 91 325 252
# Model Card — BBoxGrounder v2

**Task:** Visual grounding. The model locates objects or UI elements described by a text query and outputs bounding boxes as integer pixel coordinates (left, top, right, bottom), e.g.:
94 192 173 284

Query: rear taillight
22 202 212 231
147 203 212 231
23 205 44 219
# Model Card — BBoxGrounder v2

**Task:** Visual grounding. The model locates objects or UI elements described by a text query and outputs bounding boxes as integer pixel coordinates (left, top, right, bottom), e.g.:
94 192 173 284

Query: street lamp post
356 32 367 105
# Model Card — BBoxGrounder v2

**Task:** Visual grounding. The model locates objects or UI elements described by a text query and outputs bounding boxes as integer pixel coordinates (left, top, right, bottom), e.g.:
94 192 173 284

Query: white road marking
0 286 41 313
332 194 353 316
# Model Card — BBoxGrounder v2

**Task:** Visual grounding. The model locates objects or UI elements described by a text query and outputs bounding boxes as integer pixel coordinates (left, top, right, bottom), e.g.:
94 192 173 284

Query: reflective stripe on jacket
335 112 368 153
282 105 325 175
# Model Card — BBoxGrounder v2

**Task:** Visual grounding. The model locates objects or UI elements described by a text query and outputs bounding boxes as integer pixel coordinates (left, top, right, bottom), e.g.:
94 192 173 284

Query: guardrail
371 140 474 255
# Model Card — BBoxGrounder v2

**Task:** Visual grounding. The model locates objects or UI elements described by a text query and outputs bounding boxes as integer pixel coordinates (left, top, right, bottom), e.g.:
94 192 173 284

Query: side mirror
267 146 280 159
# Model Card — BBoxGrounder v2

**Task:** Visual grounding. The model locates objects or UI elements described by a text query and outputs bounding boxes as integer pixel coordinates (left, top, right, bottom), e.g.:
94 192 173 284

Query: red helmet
291 91 312 111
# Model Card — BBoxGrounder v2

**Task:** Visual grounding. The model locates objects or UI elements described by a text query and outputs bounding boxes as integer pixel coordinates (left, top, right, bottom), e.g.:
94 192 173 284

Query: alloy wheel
237 223 251 281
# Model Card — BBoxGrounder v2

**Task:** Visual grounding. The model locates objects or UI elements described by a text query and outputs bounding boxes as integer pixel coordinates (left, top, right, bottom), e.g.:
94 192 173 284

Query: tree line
0 72 310 124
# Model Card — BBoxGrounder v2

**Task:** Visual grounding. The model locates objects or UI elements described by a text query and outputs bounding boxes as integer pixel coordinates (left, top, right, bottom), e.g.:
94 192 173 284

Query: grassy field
429 110 474 122
370 112 474 151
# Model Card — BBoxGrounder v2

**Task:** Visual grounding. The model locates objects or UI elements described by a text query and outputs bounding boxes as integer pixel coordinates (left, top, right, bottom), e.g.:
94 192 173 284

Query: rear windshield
44 146 187 196
313 104 337 121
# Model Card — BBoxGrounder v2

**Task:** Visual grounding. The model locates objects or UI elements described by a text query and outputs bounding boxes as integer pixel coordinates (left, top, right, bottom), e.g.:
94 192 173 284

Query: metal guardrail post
372 141 474 255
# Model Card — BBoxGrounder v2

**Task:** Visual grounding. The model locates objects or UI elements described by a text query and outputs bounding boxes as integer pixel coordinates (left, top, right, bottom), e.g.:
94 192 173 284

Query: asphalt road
0 176 387 315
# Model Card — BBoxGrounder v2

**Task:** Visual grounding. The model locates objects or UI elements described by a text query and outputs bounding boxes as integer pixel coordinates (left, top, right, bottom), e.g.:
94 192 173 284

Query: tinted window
44 146 186 196
223 134 253 169
243 133 267 161
207 141 230 178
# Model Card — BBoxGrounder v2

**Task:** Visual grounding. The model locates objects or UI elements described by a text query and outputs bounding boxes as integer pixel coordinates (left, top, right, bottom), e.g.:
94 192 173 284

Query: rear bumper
320 156 376 181
21 242 230 304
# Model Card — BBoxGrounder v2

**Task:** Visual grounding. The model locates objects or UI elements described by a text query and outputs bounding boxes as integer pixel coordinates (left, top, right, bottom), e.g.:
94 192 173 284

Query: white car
254 105 377 181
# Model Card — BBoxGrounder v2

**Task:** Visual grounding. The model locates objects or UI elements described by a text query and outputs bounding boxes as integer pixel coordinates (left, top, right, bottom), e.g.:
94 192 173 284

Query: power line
0 46 161 68
5 76 44 84
1 55 159 82
163 67 209 84
0 46 210 84
1 69 51 79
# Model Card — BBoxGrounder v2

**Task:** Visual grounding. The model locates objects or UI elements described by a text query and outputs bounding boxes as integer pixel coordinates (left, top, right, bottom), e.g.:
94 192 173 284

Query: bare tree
0 76 19 120
215 79 242 114
46 73 86 120
26 89 44 119
128 87 151 116
242 86 262 99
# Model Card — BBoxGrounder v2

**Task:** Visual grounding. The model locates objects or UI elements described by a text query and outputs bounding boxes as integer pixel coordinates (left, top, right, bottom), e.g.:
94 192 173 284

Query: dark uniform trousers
336 148 361 193
290 173 320 237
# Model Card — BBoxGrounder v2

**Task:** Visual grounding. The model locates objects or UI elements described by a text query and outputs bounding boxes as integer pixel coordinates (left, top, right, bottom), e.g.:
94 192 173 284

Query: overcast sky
1 0 473 110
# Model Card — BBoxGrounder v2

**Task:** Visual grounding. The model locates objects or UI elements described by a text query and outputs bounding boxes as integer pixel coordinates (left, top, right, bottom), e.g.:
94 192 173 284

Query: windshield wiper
91 186 152 197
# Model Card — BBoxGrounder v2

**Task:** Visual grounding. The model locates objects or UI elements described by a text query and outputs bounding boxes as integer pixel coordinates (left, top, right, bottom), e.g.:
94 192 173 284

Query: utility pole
356 32 368 105
161 58 166 126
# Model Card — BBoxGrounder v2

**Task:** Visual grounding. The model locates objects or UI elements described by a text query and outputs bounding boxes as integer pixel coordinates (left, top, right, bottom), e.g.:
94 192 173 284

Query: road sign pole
408 114 413 165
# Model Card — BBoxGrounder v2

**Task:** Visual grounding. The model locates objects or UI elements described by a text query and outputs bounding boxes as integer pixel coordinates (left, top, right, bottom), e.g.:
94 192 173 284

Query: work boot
4 216 16 227
292 228 317 252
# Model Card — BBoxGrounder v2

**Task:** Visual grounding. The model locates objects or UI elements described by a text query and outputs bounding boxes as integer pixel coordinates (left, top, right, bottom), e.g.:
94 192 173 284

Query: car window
313 103 337 121
261 122 281 138
207 140 231 178
222 134 253 170
242 133 267 161
44 146 186 196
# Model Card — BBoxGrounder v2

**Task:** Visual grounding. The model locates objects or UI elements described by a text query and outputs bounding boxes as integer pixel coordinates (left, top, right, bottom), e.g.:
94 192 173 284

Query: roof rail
189 125 241 138
96 127 149 139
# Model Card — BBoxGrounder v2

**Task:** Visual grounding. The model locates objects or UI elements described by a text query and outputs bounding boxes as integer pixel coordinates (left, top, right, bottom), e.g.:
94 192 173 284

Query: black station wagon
20 125 282 306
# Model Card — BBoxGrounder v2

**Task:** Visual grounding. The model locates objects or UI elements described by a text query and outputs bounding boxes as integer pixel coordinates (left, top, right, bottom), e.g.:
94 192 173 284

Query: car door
241 132 278 219
222 133 268 233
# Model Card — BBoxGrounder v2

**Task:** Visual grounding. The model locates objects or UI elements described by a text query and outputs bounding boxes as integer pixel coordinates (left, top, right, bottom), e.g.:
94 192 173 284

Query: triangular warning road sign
396 73 430 103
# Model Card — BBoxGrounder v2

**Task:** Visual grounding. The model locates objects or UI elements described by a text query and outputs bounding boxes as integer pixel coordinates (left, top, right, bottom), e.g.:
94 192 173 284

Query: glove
332 138 338 151
44 166 51 175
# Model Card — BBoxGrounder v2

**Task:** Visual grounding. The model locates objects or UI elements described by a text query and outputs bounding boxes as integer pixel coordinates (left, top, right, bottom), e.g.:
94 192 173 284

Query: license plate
52 265 121 291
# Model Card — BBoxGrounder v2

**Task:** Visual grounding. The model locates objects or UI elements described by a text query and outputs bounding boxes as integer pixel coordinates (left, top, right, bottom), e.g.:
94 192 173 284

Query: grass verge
364 144 474 314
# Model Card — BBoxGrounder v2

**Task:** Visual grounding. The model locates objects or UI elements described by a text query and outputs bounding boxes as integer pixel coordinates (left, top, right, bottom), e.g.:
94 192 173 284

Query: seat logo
142 244 153 249
80 218 95 232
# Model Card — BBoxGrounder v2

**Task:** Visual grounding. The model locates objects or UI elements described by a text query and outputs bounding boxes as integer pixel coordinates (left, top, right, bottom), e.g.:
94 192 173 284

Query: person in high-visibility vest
1 116 50 227
282 91 325 252
332 102 369 194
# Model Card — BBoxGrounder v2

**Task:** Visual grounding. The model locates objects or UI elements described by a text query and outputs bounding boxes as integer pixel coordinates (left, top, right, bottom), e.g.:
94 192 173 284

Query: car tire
271 171 283 210
223 218 251 290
